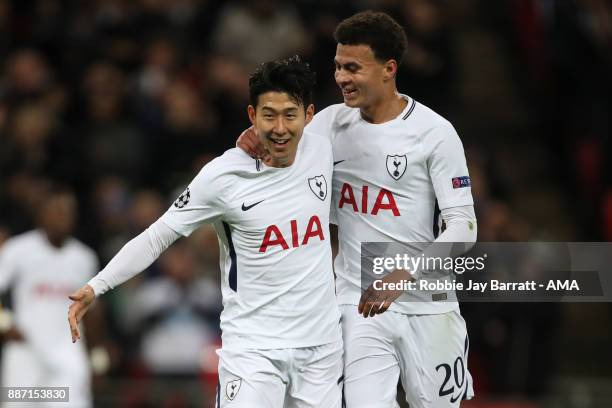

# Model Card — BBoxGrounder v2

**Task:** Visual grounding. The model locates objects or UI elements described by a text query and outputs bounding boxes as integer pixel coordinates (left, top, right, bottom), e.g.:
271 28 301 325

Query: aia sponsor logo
338 183 400 216
34 284 74 298
259 215 325 253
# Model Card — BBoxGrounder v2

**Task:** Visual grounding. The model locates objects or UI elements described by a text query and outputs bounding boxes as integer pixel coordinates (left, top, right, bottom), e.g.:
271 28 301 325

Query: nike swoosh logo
241 200 264 211
333 160 345 166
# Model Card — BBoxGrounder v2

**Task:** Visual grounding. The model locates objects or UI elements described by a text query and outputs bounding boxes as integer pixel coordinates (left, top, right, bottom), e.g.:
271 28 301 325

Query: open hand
67 285 95 343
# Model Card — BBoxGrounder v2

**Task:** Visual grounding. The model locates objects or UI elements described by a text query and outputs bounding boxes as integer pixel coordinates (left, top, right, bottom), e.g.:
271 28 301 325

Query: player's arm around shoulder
304 104 344 143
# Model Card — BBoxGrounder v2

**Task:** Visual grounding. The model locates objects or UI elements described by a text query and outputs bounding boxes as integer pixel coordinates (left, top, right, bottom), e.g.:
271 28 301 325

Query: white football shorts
340 305 474 408
1 342 91 408
216 340 343 407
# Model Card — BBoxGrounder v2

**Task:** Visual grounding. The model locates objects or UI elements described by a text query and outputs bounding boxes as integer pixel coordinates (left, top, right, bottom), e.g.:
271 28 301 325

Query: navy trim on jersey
216 378 221 407
433 200 441 238
462 334 470 400
223 221 237 291
402 98 416 120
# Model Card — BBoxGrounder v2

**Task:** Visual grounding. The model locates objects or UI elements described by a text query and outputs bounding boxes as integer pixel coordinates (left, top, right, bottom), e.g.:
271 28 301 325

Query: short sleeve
425 124 474 210
160 163 226 237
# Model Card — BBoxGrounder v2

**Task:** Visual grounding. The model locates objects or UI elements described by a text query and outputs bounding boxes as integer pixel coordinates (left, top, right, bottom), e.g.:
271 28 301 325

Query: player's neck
44 231 67 249
360 91 407 124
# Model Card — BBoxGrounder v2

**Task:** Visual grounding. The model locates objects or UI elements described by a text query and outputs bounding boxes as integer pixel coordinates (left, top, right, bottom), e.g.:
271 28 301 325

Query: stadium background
0 0 611 406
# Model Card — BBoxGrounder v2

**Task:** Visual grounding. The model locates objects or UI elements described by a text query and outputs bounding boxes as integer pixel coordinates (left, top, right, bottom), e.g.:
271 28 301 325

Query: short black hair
249 55 316 109
334 11 408 65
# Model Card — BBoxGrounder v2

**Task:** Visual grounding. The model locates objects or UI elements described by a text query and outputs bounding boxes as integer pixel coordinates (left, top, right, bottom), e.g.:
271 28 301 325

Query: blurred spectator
0 187 105 408
212 0 309 70
395 0 454 113
80 62 149 184
0 173 50 235
121 240 220 375
3 49 52 103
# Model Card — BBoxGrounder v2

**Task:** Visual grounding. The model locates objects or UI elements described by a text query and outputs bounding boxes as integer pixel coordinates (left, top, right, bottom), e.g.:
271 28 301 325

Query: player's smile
264 132 293 155
341 87 358 99
263 124 295 149
268 136 291 145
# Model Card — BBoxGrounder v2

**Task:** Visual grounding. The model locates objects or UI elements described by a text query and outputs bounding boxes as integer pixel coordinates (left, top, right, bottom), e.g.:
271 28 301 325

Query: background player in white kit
238 11 477 408
0 188 99 407
68 56 343 408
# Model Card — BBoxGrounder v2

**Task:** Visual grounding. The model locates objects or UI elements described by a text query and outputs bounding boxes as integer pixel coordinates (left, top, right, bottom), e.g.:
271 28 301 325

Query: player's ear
383 59 398 81
304 104 314 124
247 105 256 126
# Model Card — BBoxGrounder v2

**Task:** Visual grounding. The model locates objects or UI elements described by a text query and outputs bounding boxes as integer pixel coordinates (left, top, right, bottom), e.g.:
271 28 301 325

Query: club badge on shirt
386 155 407 180
308 175 327 201
226 378 241 401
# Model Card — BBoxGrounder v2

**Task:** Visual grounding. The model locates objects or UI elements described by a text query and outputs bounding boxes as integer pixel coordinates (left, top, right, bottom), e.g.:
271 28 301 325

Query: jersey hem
337 296 459 315
220 334 342 351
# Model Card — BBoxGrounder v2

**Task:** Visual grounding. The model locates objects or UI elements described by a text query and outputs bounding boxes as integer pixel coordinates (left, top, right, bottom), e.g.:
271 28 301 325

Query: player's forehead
334 43 377 65
257 91 302 111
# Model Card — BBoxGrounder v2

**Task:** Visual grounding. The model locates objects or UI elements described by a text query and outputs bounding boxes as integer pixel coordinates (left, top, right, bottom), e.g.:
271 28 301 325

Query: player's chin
269 142 290 153
268 146 289 159
342 96 360 107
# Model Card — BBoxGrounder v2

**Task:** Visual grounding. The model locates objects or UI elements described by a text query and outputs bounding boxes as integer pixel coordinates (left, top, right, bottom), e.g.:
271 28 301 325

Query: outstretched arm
68 220 180 342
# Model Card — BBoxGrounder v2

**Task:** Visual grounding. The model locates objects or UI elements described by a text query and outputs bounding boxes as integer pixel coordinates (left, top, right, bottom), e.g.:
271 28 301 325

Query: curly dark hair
249 55 316 109
334 11 408 65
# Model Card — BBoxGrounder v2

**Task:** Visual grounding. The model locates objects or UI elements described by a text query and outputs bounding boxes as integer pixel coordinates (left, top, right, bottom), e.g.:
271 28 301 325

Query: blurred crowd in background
0 0 611 406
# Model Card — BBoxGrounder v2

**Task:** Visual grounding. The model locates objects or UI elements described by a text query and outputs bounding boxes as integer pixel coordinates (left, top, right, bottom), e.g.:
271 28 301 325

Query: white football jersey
160 131 341 350
307 96 474 315
0 230 97 388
